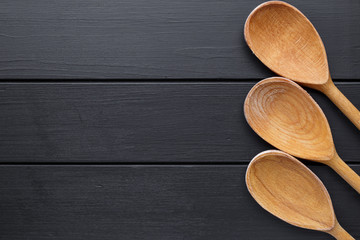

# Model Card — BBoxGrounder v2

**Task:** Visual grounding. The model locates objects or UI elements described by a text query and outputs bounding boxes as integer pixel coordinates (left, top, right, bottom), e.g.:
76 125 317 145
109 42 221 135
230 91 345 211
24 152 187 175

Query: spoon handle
319 78 360 130
326 152 360 194
326 221 355 240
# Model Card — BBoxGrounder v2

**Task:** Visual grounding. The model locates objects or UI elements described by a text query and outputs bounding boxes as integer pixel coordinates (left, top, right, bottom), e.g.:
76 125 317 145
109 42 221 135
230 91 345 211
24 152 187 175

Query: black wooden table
0 0 359 239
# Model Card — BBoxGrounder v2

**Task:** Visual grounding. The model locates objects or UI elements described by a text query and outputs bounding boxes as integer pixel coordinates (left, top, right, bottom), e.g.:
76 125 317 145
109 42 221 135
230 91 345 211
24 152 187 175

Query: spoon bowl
244 1 360 129
244 1 328 84
244 77 334 161
246 150 354 239
244 77 360 193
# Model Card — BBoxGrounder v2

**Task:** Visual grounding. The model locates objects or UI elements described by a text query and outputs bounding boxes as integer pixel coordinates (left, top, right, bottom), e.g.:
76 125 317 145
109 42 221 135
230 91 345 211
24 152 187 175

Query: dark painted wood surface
0 82 358 163
0 0 359 79
0 0 359 239
0 165 359 240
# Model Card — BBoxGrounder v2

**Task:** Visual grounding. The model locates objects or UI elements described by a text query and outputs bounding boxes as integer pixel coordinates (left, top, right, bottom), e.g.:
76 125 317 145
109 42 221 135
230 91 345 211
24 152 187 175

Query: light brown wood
326 152 360 195
311 78 360 129
244 1 360 130
246 150 355 239
327 221 356 240
244 77 360 193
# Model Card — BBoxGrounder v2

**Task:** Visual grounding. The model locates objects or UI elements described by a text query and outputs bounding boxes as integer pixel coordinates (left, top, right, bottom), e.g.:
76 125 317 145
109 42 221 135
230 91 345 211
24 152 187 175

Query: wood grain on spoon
246 150 354 239
244 1 360 129
244 77 360 193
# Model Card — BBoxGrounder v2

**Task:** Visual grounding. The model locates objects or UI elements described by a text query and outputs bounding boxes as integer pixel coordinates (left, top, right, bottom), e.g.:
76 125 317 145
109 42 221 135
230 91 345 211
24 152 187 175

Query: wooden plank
0 165 358 239
0 82 359 163
0 0 358 79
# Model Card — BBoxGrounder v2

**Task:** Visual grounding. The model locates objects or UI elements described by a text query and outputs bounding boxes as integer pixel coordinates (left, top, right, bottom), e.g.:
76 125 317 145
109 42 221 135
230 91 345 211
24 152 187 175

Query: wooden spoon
246 150 354 239
244 77 360 193
244 1 360 130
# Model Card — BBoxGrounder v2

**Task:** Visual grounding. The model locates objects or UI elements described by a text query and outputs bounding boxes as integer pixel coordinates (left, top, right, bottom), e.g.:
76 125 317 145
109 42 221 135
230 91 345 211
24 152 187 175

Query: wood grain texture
244 1 360 129
244 78 360 192
327 153 360 195
244 1 329 84
0 82 359 163
247 151 335 231
244 78 335 161
317 80 360 130
246 150 353 239
328 222 356 240
0 165 359 240
0 0 358 79
245 78 360 192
